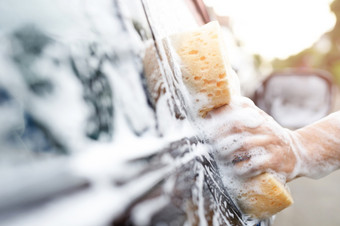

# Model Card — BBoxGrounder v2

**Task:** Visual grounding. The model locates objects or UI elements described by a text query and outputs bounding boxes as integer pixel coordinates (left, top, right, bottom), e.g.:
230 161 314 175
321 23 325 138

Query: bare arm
294 111 340 179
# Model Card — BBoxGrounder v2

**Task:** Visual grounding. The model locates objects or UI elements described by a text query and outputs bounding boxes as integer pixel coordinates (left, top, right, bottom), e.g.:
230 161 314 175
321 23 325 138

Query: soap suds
292 112 340 179
195 96 302 218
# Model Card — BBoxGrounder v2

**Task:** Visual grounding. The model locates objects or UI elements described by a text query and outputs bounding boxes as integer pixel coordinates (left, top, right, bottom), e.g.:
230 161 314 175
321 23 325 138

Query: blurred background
206 0 340 98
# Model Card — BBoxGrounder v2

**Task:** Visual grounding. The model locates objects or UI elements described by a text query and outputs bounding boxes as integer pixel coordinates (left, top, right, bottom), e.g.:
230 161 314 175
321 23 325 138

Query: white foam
209 104 340 183
198 95 310 210
291 112 340 179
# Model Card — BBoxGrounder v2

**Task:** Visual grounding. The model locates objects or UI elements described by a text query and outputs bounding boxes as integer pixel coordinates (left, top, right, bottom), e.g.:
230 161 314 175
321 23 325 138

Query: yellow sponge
169 21 239 117
237 173 293 219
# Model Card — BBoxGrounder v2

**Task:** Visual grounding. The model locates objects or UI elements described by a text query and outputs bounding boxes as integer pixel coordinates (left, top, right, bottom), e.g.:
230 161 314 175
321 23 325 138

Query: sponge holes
215 90 221 96
206 92 222 98
203 79 216 85
211 34 218 39
219 73 226 79
217 81 227 87
188 50 198 55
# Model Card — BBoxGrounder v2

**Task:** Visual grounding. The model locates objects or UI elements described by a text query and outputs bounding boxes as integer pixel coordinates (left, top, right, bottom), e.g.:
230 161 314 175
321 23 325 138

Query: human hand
204 96 302 182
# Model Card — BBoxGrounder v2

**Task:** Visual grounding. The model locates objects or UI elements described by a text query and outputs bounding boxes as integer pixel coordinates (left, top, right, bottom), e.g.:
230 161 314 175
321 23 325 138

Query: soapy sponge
169 21 239 117
238 173 293 219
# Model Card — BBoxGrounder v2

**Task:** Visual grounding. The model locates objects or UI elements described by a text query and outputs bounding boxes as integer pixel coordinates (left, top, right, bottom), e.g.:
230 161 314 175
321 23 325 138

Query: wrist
290 127 340 179
283 129 305 181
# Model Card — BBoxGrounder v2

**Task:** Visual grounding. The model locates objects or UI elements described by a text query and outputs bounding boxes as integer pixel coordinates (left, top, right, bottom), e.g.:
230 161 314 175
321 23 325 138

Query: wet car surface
0 1 269 225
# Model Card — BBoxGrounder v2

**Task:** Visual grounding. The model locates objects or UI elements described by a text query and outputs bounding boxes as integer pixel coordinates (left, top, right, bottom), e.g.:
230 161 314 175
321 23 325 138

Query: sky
205 0 336 60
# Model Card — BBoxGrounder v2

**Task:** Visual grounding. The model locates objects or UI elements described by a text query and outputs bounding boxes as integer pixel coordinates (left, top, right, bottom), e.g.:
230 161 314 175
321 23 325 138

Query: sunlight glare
206 0 336 60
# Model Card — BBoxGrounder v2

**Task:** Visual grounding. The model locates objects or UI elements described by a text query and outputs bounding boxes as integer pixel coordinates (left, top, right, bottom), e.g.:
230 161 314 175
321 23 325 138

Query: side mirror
254 69 336 129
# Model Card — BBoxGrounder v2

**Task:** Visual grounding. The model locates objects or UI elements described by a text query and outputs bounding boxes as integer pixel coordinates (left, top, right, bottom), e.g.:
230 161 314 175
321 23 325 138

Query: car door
0 1 269 225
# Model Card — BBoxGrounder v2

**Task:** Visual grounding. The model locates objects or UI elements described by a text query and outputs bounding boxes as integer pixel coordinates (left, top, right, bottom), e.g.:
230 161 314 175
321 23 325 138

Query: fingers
210 122 272 145
213 133 246 157
216 134 272 161
207 109 267 138
205 96 294 179
233 153 273 178
216 135 278 178
231 146 292 179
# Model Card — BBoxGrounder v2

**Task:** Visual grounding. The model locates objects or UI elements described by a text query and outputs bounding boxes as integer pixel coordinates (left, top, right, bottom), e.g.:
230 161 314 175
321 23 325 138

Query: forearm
293 111 340 179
